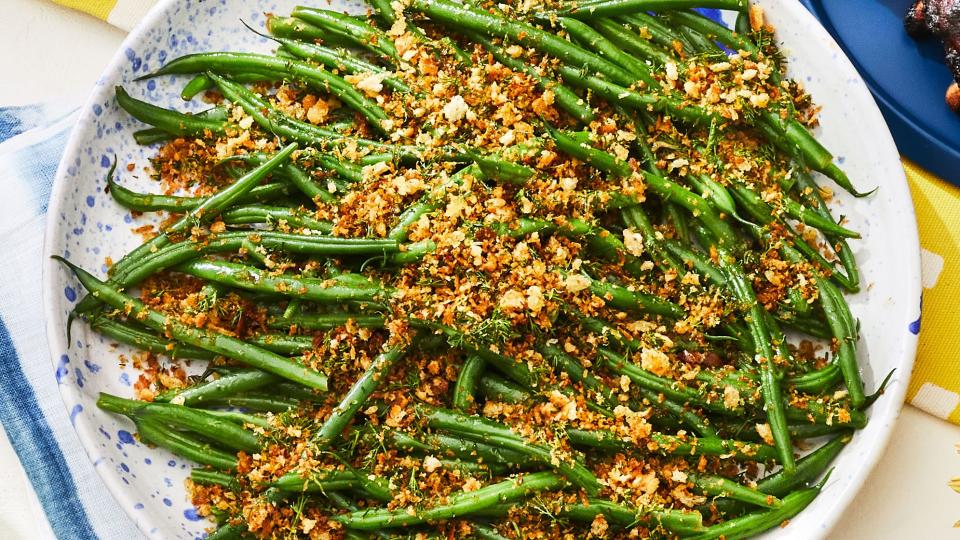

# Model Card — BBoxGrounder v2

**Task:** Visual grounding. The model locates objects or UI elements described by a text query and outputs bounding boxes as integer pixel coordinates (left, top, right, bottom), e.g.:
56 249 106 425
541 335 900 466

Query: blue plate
801 0 960 185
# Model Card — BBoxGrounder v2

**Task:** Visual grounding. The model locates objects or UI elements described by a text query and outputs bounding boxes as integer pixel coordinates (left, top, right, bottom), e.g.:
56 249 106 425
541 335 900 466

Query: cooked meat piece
947 82 960 112
906 0 935 38
906 1 960 111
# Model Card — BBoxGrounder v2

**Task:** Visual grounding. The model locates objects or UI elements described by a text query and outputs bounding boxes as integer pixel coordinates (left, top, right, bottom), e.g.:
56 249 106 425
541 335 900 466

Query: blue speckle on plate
101 155 111 168
93 104 102 116
184 508 203 521
69 404 83 425
55 355 69 383
163 498 173 507
64 286 76 302
118 430 136 445
86 196 95 208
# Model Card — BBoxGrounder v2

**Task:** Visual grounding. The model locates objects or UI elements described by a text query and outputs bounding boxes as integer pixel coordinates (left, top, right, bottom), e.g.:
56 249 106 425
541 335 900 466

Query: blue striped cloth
0 103 143 539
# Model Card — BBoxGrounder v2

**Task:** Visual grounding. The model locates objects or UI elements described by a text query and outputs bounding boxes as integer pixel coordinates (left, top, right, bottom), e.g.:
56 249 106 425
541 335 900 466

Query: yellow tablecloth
55 0 960 424
903 161 960 423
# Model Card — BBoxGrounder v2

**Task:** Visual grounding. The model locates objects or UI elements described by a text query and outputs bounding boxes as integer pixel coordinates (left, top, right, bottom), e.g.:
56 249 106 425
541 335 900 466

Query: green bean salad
61 0 885 538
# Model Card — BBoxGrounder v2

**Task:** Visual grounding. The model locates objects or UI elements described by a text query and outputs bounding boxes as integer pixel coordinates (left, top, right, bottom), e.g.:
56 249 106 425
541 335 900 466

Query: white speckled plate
42 1 921 538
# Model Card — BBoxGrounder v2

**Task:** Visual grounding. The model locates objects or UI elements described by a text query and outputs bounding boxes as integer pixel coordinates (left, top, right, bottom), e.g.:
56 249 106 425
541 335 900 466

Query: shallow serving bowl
42 0 921 538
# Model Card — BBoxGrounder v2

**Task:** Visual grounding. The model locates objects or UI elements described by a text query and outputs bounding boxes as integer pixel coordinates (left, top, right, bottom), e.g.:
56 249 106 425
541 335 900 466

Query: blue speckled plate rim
40 0 189 537
799 0 960 185
39 0 923 538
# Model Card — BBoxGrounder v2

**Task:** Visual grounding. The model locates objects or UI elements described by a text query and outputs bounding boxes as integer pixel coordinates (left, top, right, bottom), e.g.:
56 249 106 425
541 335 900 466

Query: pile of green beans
61 1 885 538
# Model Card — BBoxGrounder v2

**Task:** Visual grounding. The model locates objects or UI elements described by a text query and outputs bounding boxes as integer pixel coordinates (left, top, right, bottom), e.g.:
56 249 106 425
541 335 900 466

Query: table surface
3 0 960 538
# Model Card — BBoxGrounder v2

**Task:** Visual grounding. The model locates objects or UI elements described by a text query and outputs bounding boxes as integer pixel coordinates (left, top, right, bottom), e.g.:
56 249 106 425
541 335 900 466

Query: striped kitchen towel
51 0 154 31
0 104 143 539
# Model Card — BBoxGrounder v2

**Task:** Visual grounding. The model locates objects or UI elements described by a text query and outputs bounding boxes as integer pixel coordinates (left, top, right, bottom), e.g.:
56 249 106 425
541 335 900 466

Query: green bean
145 53 388 133
105 142 297 286
666 10 757 55
190 469 239 490
545 344 717 437
115 86 226 137
108 178 293 213
464 149 535 185
154 369 279 407
410 319 536 388
715 250 795 473
621 205 685 272
470 523 510 540
135 419 238 470
98 393 260 452
590 18 674 65
566 429 779 461
749 434 846 493
220 205 333 232
417 405 600 494
795 171 860 290
61 258 329 390
818 278 865 407
242 21 411 94
271 469 362 494
760 113 871 197
559 498 704 536
453 355 486 410
546 126 632 178
583 274 685 319
711 435 846 518
247 334 316 355
175 259 390 303
552 0 746 19
477 373 531 404
618 13 689 51
689 479 825 540
729 183 859 238
315 346 406 447
785 363 842 394
284 161 334 203
268 313 386 331
292 7 399 60
599 348 744 415
267 15 348 44
559 17 657 86
559 64 719 124
200 395 300 413
378 429 534 468
387 164 479 241
409 0 636 86
334 472 564 529
688 473 780 508
201 410 272 429
88 317 216 360
132 104 230 144
106 231 397 295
